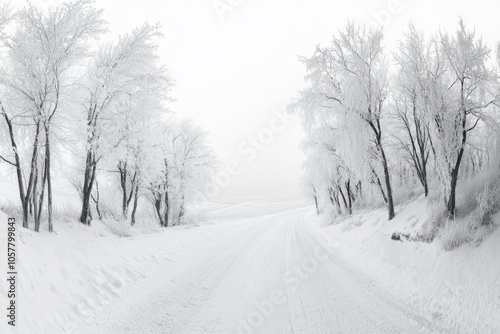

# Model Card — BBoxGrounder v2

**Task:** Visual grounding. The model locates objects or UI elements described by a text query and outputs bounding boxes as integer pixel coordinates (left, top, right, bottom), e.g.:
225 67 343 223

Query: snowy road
73 208 441 334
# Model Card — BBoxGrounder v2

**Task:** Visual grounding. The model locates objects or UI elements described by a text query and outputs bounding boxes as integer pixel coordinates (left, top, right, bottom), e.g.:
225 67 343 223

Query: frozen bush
414 196 447 243
101 218 132 237
53 204 80 221
474 179 500 226
0 201 23 221
439 218 476 251
132 206 162 233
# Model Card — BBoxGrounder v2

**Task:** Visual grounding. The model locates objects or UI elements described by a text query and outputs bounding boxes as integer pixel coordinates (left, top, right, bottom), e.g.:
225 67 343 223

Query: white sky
27 0 500 198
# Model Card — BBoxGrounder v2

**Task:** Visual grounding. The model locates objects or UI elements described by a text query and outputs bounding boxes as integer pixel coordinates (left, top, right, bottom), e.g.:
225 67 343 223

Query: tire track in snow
73 207 448 334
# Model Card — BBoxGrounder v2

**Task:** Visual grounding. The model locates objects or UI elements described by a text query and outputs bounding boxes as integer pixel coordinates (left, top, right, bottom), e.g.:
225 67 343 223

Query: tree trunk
79 150 96 225
447 170 458 218
31 168 38 223
338 186 348 212
127 172 137 213
1 109 28 228
92 179 102 221
314 194 319 215
423 176 429 197
163 187 170 227
178 193 185 225
447 86 468 218
380 146 395 220
119 162 128 218
368 118 395 220
131 184 139 226
45 127 53 232
332 188 342 215
153 196 163 226
23 121 42 227
447 145 465 218
35 161 47 233
372 167 388 204
345 180 352 215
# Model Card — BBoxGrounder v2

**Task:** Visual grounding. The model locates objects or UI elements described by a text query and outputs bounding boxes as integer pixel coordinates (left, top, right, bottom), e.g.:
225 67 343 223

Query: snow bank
321 197 500 333
0 210 229 334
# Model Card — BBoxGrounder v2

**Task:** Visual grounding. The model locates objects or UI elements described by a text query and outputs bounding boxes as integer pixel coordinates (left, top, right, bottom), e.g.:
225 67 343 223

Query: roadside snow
0 208 237 334
321 197 500 333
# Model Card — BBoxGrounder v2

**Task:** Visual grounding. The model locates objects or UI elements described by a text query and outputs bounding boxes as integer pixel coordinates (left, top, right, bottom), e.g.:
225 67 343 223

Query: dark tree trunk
119 162 128 217
446 84 468 218
314 194 319 215
372 167 388 204
328 186 341 215
31 168 38 220
79 150 96 225
368 116 395 220
45 127 53 232
447 144 465 218
118 162 138 219
338 186 348 212
154 197 163 226
24 121 41 227
345 180 352 215
35 161 47 233
79 107 101 225
423 176 429 197
131 184 139 226
380 146 395 220
163 162 170 227
398 98 431 197
1 109 28 228
127 171 137 213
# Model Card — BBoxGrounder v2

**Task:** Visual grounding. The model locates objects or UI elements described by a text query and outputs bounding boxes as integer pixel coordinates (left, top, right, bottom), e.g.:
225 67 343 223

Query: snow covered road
72 207 442 334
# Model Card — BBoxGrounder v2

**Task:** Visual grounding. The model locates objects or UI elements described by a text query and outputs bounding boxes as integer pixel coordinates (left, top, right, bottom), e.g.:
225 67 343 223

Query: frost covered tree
290 22 396 220
169 119 216 225
0 0 105 231
392 24 434 196
431 19 496 217
300 122 362 216
77 22 172 225
0 1 218 233
148 118 216 227
111 91 168 225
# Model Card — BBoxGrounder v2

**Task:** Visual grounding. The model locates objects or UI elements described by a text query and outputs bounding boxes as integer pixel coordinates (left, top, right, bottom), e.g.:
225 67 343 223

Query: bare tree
392 24 434 196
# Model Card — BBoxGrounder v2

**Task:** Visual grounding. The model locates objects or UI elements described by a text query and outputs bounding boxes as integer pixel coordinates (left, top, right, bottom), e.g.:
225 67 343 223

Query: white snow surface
0 196 499 334
323 197 500 333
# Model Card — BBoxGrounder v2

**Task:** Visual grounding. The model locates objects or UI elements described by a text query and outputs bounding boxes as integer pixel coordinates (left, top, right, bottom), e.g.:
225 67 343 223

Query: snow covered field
2 197 499 334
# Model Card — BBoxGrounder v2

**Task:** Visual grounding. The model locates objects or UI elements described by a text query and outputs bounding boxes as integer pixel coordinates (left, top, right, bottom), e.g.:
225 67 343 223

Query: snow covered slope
323 197 500 333
0 209 242 334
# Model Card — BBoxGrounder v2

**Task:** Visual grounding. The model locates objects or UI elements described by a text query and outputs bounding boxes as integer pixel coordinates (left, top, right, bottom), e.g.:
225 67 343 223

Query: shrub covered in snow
438 218 476 251
101 218 133 237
